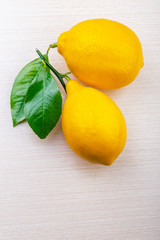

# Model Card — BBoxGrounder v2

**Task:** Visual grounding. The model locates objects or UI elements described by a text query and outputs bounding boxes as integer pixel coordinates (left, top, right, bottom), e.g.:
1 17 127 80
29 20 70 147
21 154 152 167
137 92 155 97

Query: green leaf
10 54 48 126
24 66 62 139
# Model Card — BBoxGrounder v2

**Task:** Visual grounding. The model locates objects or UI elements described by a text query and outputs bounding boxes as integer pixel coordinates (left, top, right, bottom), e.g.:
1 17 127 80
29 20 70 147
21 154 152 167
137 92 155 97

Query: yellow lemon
62 80 127 165
57 19 144 90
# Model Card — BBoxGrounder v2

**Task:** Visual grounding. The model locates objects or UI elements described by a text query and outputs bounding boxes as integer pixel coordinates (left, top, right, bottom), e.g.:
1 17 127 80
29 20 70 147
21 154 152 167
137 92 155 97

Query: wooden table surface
0 0 160 239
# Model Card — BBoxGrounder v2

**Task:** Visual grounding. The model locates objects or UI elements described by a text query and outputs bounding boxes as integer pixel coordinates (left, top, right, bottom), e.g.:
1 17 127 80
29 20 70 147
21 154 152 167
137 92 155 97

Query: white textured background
0 0 160 239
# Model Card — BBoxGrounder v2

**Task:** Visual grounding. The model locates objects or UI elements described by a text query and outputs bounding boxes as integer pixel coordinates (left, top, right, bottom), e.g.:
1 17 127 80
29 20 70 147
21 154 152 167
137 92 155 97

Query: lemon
62 80 127 165
57 19 144 90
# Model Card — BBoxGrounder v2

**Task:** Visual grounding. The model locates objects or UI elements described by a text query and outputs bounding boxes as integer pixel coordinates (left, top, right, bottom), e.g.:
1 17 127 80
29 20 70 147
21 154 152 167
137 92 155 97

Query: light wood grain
0 0 160 239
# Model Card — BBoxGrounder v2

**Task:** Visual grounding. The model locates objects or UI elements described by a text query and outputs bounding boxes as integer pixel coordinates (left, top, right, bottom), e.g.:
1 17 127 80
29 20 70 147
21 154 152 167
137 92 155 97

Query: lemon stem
47 42 57 54
61 72 71 81
36 49 71 92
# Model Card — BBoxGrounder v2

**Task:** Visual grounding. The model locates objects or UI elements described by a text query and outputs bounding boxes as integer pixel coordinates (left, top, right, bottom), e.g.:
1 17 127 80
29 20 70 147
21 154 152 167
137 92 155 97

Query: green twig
36 49 67 92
